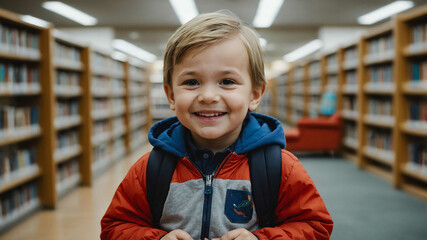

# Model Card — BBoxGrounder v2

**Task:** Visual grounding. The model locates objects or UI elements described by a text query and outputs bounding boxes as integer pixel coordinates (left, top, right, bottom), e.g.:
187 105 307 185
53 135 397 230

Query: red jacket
101 114 333 239
101 150 333 239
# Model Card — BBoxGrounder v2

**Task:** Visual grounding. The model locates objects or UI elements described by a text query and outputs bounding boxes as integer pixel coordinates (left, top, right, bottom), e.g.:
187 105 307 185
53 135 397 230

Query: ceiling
1 0 426 62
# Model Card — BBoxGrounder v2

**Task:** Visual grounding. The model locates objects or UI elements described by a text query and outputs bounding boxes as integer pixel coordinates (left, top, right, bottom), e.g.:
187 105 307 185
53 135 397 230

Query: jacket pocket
224 189 254 224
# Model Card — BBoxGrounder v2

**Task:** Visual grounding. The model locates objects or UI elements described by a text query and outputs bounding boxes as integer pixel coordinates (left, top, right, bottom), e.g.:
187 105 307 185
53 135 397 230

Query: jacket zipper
201 174 213 239
197 153 233 240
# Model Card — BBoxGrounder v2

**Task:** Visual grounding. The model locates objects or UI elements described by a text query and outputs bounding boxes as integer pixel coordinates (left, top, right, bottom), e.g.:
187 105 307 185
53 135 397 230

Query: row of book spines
92 54 125 74
366 128 393 151
346 71 357 84
0 181 38 219
408 143 427 167
343 97 358 110
326 75 338 83
0 106 39 131
368 65 393 83
0 147 37 178
92 99 125 110
55 42 80 61
91 52 113 68
410 61 427 81
344 124 357 138
56 100 79 117
368 34 394 54
411 22 427 44
91 79 126 90
0 23 38 50
57 130 78 149
327 54 337 65
408 101 427 121
93 142 112 162
93 121 110 135
57 158 79 183
113 116 125 126
92 76 125 84
368 99 393 116
344 47 358 61
56 71 79 86
0 63 40 84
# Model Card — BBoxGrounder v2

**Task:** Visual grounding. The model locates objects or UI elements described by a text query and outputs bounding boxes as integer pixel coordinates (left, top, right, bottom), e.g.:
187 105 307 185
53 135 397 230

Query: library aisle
0 144 151 240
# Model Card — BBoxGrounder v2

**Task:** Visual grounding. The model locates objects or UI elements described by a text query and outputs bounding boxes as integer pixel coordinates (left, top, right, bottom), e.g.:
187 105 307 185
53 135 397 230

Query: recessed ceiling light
253 0 285 28
169 0 199 25
42 1 98 26
283 39 322 62
112 39 157 62
357 1 414 25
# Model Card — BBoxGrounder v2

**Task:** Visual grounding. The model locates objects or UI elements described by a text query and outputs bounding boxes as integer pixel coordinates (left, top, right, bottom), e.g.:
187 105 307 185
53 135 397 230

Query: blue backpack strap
146 147 178 228
249 144 282 228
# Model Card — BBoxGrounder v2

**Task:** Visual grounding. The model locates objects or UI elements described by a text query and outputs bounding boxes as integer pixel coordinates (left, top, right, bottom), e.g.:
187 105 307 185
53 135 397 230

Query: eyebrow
179 70 237 75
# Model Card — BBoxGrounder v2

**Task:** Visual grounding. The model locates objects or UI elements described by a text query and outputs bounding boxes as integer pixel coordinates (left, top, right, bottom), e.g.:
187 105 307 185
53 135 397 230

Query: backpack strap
146 147 178 228
248 144 282 228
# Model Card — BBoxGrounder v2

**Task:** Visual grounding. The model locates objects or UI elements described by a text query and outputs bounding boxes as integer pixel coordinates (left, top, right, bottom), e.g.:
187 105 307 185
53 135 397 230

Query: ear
249 84 266 111
163 84 176 111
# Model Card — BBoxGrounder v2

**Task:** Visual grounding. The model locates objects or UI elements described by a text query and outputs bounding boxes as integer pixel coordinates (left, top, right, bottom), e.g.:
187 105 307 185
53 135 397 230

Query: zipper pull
204 174 213 195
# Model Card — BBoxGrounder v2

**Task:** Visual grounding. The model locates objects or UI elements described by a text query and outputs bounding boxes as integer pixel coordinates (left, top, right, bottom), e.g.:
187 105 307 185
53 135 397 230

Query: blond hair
163 10 265 89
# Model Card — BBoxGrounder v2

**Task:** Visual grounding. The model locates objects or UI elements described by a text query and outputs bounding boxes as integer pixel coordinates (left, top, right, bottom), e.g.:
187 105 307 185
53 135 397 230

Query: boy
101 11 333 240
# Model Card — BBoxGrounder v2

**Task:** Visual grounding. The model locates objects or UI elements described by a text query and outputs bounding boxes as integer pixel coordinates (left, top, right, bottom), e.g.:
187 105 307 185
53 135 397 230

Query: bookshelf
394 5 427 199
258 77 274 117
88 48 120 178
0 7 154 232
289 63 307 126
340 41 362 162
50 30 89 201
358 21 396 182
0 8 46 231
267 5 427 200
274 71 289 123
307 56 324 117
127 60 150 152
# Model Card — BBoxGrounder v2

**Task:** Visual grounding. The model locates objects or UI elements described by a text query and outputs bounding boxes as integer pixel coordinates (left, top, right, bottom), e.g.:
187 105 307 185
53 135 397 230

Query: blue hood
148 112 286 158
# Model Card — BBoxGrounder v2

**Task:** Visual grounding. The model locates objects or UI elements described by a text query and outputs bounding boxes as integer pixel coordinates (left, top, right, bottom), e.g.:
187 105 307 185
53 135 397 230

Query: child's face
164 36 264 150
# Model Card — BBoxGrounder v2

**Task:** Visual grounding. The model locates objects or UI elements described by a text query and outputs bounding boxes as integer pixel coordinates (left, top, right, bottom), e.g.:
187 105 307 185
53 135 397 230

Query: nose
197 85 220 103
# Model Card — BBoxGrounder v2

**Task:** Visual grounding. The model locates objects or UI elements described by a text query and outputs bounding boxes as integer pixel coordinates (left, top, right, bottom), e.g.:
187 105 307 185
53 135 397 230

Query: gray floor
298 155 427 240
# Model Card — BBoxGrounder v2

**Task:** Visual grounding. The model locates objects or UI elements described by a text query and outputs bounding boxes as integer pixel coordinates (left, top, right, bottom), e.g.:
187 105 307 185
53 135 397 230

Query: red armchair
285 113 343 152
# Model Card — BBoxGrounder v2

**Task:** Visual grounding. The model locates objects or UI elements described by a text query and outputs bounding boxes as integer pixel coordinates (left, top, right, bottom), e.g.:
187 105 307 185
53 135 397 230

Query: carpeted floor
297 155 427 240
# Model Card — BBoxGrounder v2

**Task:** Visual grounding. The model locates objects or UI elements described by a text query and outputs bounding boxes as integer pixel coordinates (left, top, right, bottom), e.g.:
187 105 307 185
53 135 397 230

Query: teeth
197 112 223 117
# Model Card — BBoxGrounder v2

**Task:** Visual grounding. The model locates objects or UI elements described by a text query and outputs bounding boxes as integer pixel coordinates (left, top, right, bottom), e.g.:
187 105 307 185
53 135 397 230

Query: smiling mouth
194 112 226 117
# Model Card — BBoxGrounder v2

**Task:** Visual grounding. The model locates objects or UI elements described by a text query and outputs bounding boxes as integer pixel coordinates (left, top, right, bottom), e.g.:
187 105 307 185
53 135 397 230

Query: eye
182 79 199 86
220 79 236 86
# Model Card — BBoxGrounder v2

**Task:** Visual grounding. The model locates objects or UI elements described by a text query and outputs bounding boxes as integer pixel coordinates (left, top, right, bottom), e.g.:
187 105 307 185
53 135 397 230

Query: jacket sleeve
100 152 168 240
252 150 334 240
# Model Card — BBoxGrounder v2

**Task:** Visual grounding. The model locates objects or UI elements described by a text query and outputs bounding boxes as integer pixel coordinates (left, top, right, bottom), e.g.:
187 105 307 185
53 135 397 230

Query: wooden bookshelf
258 77 275 117
269 4 427 201
358 21 396 183
126 59 150 152
274 71 290 123
306 56 324 118
394 5 427 198
0 8 48 231
87 48 115 178
51 30 88 200
0 7 155 232
288 62 308 126
340 41 362 158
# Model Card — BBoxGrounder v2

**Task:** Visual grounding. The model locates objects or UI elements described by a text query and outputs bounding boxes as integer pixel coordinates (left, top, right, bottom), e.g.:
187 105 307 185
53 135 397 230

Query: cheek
173 92 194 109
